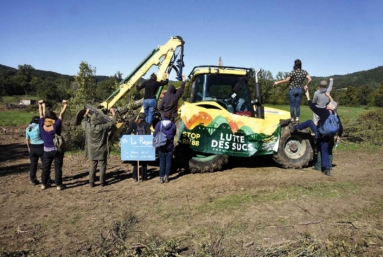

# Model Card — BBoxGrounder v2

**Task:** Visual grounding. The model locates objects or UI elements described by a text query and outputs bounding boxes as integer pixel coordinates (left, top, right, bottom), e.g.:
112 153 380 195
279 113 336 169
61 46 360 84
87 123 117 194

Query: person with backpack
136 72 169 126
26 115 44 185
126 113 151 182
291 90 343 176
81 108 116 188
158 74 186 121
38 100 68 190
153 112 176 183
273 59 312 123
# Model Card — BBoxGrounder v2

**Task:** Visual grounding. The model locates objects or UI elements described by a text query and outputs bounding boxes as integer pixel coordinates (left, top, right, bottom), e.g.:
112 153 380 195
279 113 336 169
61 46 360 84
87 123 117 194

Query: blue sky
1 0 382 79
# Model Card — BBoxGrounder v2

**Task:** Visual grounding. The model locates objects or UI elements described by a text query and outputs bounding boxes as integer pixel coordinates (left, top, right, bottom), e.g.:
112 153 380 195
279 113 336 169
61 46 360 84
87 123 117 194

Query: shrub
343 108 383 146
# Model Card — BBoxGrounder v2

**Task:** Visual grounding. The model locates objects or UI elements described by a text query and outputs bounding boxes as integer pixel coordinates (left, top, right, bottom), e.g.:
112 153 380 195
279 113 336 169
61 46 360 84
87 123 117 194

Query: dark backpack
318 111 340 137
136 123 146 135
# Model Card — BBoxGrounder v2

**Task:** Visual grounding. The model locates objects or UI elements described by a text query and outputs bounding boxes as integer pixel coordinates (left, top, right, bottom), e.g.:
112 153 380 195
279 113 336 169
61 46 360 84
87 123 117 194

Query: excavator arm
76 36 185 132
100 35 185 110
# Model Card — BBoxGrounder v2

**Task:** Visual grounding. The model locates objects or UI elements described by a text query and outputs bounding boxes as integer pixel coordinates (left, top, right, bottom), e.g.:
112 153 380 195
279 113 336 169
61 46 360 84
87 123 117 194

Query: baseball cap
30 116 40 124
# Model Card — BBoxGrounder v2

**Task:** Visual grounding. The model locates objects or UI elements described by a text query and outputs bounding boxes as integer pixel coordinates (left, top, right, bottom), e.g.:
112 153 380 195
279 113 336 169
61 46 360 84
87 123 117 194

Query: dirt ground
1 125 383 256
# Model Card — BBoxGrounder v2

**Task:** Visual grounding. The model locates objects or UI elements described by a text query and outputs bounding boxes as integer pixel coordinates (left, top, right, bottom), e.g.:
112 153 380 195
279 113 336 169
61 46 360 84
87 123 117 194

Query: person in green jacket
81 108 116 187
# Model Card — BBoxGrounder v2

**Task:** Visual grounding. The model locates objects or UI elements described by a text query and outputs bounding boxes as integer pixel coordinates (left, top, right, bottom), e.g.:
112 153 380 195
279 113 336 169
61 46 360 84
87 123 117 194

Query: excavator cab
188 66 254 116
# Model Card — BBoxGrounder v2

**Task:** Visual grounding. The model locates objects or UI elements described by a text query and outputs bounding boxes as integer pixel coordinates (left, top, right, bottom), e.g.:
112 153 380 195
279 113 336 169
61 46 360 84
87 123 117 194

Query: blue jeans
143 99 157 125
296 120 318 137
318 136 333 169
288 88 303 119
159 150 173 178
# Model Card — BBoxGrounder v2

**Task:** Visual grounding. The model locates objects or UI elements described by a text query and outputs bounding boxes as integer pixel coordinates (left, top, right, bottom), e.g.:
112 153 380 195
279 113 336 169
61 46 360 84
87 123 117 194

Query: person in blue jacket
153 112 176 183
25 116 44 185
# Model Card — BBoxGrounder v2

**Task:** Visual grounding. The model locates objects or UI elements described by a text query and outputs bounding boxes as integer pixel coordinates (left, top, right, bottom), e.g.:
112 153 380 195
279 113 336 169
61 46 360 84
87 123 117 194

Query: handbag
152 122 167 147
53 126 66 152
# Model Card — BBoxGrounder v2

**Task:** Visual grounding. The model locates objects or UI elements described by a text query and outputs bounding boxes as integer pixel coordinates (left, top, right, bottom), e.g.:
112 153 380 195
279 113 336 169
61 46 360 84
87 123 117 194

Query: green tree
56 78 72 101
96 79 117 101
357 85 373 106
37 77 58 100
71 61 97 106
15 64 35 96
373 85 383 107
269 71 290 104
340 86 359 106
258 69 274 104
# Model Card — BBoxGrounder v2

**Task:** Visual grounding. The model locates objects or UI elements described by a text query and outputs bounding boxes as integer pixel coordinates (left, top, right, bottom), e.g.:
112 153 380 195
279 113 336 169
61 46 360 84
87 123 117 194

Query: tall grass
0 95 39 104
0 110 35 126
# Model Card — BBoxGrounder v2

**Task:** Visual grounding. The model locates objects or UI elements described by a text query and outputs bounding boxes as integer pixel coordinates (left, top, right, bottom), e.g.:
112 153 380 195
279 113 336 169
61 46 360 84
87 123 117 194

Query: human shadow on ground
62 170 88 189
0 162 30 176
0 143 31 176
0 143 28 163
168 153 330 182
62 168 134 189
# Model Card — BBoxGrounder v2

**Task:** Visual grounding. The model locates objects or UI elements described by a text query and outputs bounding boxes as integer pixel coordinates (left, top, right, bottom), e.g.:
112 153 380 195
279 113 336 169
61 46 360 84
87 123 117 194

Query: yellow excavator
76 36 314 173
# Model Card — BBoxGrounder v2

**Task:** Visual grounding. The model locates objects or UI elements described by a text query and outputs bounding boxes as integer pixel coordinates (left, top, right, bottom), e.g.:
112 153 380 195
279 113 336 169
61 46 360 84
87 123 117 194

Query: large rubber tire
173 120 229 173
273 125 313 168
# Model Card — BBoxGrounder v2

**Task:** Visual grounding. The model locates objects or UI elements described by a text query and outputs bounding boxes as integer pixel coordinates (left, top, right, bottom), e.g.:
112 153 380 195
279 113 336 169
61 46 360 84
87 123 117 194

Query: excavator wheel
273 125 313 168
173 120 229 173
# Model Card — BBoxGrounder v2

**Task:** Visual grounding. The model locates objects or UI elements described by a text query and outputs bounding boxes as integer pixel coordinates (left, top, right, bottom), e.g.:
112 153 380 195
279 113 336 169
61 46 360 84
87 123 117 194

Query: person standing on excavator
273 59 312 123
158 74 186 121
136 73 169 126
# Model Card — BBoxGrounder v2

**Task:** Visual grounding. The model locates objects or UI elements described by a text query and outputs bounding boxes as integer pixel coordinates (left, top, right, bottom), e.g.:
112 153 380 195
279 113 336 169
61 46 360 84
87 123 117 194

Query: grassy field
0 109 37 126
265 104 368 121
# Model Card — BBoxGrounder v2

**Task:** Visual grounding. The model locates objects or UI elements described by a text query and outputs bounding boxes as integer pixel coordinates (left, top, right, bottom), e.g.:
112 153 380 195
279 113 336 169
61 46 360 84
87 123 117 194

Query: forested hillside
313 66 383 89
0 63 119 103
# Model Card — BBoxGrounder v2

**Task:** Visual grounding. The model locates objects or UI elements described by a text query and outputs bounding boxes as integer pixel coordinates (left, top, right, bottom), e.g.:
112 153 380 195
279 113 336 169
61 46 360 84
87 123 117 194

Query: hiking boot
32 180 40 186
159 177 164 184
100 182 108 187
312 167 321 171
41 184 48 190
164 176 169 183
57 185 65 191
324 168 331 176
90 182 95 188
